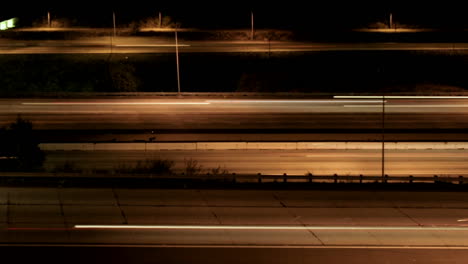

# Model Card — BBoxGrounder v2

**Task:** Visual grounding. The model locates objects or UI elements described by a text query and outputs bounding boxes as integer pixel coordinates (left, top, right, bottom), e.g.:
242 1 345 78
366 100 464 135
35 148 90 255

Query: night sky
2 2 468 30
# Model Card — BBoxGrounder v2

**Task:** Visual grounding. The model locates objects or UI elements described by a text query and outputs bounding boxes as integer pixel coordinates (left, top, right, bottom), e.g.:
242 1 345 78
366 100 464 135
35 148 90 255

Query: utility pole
112 12 116 37
382 94 385 180
251 11 254 40
389 13 393 29
47 11 51 28
159 12 162 28
175 25 181 96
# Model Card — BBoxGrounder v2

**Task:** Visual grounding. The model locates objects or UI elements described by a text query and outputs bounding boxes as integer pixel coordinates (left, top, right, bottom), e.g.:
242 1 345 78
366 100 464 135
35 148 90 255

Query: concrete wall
39 142 468 151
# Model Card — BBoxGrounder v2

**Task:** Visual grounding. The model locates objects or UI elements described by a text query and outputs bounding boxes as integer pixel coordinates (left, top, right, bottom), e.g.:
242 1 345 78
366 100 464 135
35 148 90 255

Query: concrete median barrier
196 142 247 150
246 142 298 150
146 142 197 150
39 142 468 151
39 143 95 151
93 143 146 151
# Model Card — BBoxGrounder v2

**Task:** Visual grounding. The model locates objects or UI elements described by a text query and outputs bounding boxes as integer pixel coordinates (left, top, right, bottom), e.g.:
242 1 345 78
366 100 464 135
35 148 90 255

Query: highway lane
42 149 468 176
3 97 468 129
3 187 468 259
1 37 468 53
2 97 468 141
3 246 468 264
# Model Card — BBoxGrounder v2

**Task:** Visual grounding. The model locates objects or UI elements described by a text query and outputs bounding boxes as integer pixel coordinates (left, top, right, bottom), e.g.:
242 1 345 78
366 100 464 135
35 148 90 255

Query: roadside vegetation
114 159 174 175
0 116 45 171
1 51 468 96
50 157 230 177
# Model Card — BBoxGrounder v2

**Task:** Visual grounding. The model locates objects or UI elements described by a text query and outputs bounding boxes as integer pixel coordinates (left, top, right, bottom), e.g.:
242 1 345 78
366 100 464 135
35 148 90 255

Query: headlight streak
205 100 383 104
115 44 191 47
21 102 210 105
73 225 468 231
335 95 468 99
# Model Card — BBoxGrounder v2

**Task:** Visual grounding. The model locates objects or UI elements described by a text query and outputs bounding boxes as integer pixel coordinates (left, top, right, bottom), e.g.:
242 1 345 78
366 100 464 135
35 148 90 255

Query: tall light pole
389 13 393 29
47 11 51 28
159 12 162 28
382 94 385 180
112 12 116 38
251 11 254 40
175 25 181 96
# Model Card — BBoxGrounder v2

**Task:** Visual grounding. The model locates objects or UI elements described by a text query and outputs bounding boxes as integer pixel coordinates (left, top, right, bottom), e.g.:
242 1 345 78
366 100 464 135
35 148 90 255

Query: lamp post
382 94 385 180
113 12 116 38
175 25 181 96
389 13 393 29
159 12 162 28
251 11 254 40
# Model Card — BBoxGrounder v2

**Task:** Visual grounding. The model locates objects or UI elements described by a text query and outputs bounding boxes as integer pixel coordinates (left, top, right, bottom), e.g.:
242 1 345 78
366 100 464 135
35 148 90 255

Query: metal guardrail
212 173 468 184
0 172 467 184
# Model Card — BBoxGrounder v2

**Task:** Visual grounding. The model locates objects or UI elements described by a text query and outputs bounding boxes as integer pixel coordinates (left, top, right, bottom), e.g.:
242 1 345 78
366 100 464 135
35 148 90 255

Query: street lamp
251 11 254 40
113 12 116 38
175 25 181 96
382 94 385 180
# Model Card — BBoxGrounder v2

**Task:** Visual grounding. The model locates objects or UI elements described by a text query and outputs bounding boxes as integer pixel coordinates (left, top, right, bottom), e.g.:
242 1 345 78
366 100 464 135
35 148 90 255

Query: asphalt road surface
1 37 468 54
42 149 468 176
3 97 468 141
2 188 468 263
3 246 468 264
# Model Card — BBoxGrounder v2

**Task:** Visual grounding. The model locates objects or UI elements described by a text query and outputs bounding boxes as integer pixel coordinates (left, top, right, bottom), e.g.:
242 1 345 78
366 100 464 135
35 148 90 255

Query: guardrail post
359 174 363 184
334 174 338 184
258 173 262 183
308 173 313 183
409 175 413 184
434 175 438 183
459 175 464 185
283 173 287 183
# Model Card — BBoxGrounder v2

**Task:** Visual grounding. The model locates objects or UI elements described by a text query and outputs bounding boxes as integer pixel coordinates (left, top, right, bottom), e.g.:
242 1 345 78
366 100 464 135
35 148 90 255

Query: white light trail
22 102 210 105
343 105 468 108
206 100 383 104
335 96 468 99
74 225 468 231
116 44 191 47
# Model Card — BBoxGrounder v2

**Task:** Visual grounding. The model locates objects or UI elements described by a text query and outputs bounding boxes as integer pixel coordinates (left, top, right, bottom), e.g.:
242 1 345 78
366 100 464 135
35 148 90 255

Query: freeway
43 149 468 176
3 247 468 264
2 187 468 263
0 37 468 54
2 97 468 141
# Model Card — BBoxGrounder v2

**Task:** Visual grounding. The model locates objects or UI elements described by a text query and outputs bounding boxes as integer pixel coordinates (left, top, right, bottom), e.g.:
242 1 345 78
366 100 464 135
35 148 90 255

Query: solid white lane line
74 225 468 231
